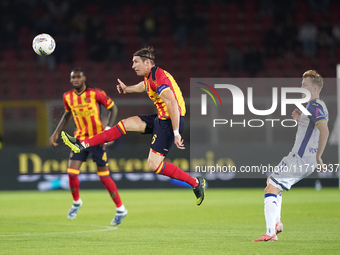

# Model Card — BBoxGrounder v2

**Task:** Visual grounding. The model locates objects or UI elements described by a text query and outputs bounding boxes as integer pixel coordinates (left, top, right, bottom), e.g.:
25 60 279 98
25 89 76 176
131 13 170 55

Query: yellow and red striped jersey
63 86 114 140
144 66 186 120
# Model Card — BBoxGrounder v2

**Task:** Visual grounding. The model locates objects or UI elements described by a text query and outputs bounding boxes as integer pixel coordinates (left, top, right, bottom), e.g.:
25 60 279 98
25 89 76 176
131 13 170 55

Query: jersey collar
74 85 87 95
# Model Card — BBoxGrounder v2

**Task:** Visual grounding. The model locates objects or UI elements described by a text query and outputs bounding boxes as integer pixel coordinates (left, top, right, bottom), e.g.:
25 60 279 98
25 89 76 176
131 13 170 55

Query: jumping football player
61 47 206 206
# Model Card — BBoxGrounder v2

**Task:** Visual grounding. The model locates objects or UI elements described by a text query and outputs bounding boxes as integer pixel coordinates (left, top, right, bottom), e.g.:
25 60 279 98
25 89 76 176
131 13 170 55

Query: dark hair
133 46 155 64
71 67 85 75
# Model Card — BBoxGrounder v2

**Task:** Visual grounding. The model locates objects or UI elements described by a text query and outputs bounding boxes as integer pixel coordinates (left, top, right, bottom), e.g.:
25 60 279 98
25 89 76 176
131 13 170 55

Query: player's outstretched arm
315 120 329 171
117 79 145 94
50 111 72 146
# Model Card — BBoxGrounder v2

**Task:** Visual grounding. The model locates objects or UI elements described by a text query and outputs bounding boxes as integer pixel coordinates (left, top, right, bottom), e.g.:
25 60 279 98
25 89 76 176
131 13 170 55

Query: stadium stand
0 0 339 100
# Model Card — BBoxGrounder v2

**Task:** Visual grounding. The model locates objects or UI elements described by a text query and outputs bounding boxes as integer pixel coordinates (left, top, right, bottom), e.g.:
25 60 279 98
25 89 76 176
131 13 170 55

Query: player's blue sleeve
156 84 171 96
307 102 327 125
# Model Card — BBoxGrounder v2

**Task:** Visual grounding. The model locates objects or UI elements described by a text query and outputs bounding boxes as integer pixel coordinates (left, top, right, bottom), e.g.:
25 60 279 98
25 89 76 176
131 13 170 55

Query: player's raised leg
148 150 206 205
62 116 146 153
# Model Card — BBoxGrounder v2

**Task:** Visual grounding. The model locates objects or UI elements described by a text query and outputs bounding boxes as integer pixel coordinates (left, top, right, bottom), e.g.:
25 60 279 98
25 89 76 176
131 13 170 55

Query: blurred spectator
307 0 330 13
259 0 275 15
318 19 332 36
70 11 87 41
282 14 298 53
54 35 74 64
37 53 57 71
0 17 18 51
263 23 285 57
332 21 340 45
138 14 158 44
274 1 295 19
223 43 243 73
87 14 106 61
105 37 125 62
243 46 264 76
46 0 69 21
189 13 208 47
318 30 334 51
259 0 295 18
298 19 318 57
172 6 190 47
0 0 13 17
34 11 54 34
13 0 35 28
318 20 334 53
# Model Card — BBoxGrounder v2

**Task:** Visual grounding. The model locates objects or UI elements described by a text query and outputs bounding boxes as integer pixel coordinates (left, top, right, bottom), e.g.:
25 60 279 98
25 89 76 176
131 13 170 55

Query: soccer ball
32 33 56 56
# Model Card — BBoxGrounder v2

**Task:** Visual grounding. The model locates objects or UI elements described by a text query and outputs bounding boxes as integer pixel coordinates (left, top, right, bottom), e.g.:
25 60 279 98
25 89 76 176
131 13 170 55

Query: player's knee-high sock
68 168 80 201
276 193 282 223
264 193 277 236
84 121 126 147
155 162 198 187
97 170 123 207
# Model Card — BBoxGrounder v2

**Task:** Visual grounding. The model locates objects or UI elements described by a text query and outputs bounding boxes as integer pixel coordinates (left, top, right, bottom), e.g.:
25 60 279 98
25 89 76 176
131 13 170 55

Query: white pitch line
0 224 118 237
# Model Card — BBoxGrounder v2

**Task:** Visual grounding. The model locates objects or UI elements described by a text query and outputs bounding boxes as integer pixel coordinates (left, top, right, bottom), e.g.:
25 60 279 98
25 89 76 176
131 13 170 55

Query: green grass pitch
0 188 339 255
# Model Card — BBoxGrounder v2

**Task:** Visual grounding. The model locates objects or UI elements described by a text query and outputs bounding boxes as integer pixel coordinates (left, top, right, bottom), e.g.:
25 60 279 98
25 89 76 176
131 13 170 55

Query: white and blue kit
270 98 329 191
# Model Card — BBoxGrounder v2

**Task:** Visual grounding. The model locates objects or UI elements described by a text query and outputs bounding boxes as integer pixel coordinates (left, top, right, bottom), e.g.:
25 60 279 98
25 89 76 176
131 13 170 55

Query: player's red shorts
138 114 185 156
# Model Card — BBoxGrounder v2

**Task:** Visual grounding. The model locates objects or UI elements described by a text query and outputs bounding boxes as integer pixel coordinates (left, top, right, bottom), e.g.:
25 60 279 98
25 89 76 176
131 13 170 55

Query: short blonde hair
303 70 323 91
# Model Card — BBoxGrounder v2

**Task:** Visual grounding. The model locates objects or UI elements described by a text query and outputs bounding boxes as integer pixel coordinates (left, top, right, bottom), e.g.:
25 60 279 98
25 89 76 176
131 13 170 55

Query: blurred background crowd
1 0 340 100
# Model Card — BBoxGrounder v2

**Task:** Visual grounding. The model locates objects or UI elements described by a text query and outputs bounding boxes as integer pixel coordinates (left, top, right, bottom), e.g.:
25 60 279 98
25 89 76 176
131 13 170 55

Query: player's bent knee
148 158 162 172
147 160 158 172
122 116 146 132
264 183 280 195
264 185 270 194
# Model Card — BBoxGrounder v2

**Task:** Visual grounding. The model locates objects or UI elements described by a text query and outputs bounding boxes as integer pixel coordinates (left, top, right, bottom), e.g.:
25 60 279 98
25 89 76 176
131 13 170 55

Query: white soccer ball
32 33 56 56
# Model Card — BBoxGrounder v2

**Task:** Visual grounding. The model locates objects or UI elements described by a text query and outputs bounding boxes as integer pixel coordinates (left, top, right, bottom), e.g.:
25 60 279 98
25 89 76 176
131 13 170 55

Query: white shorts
269 152 316 191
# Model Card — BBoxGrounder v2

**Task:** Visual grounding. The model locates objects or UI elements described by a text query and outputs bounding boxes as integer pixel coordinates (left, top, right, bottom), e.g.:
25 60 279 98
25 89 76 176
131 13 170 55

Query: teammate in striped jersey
253 70 329 242
61 47 206 206
50 67 127 225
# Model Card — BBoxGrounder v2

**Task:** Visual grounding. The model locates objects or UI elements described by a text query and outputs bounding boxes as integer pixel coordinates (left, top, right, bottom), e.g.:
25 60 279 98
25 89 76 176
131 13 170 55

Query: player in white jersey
253 70 329 242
